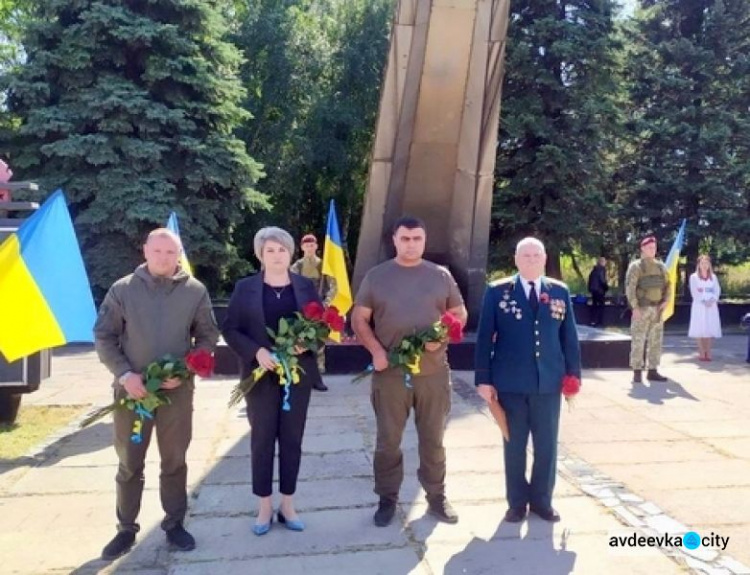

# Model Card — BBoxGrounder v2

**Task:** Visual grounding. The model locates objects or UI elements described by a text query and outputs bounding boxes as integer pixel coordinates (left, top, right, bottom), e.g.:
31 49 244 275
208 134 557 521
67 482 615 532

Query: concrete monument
353 0 511 326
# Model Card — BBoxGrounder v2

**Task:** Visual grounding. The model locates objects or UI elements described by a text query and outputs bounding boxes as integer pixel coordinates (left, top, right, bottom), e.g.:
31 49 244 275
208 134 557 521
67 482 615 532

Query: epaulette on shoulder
489 276 515 288
545 277 569 289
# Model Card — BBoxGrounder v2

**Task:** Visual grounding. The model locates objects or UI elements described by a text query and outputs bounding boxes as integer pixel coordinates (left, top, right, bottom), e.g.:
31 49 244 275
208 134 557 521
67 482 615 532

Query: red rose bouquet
81 350 215 443
228 303 345 409
352 311 464 386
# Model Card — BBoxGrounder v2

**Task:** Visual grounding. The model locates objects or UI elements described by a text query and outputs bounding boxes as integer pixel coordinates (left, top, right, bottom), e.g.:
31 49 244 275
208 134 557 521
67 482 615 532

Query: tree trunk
569 251 585 284
546 246 562 280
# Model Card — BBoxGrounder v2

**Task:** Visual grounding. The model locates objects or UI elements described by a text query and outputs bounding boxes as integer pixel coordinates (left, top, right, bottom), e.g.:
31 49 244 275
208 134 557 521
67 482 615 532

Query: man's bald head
144 228 182 277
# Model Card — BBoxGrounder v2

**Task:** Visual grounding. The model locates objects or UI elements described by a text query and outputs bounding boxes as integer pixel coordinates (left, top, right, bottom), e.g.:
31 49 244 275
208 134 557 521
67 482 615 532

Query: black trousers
590 292 606 326
245 369 312 497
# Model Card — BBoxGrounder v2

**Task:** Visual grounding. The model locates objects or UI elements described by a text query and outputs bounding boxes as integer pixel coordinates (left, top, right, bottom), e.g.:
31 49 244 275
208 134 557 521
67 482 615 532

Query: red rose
447 321 463 343
561 374 581 397
539 292 550 304
440 312 460 328
185 349 215 378
322 307 345 332
302 301 325 321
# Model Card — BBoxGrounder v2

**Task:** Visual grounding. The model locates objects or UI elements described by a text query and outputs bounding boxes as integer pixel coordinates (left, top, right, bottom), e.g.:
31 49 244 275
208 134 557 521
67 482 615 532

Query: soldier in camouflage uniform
625 236 670 383
290 234 336 389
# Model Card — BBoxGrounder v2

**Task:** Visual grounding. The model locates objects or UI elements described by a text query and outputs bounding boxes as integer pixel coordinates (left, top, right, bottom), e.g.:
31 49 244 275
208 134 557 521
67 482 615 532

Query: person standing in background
290 234 334 389
688 255 722 361
587 257 609 327
625 236 670 384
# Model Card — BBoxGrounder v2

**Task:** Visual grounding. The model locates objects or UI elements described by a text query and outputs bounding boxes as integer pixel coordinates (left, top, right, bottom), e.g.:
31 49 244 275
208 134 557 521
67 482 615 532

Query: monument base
214 326 630 377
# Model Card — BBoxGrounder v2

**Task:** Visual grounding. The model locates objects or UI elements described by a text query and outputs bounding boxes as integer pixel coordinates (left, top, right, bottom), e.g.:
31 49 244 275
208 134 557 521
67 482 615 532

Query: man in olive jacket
94 228 219 561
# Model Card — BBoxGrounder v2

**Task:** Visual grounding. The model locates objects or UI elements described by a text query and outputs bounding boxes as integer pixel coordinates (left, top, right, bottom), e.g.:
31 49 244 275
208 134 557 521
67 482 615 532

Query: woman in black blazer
223 226 324 536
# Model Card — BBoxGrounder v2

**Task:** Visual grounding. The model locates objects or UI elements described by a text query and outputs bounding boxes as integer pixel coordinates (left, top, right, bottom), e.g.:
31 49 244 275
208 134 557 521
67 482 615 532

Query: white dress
688 273 722 338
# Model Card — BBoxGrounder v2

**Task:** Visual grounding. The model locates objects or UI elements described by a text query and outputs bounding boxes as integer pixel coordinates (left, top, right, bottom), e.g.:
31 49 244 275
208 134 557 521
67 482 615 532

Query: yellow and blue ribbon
130 404 154 444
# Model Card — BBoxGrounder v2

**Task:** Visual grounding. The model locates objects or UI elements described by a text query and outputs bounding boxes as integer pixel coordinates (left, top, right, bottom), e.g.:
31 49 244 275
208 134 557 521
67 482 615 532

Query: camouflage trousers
317 345 326 373
630 306 664 370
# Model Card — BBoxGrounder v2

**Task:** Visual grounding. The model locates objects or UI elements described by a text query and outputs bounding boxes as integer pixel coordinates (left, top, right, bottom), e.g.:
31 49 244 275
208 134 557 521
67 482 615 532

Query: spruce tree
492 0 623 276
626 0 750 268
1 0 265 295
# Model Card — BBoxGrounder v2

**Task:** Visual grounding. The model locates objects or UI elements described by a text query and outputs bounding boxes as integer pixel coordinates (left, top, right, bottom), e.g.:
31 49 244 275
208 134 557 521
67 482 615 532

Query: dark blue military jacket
474 275 581 394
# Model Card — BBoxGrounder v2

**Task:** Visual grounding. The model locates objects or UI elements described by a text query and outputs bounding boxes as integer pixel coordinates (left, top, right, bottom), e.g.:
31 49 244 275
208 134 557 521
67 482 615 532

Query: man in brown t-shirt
352 216 467 527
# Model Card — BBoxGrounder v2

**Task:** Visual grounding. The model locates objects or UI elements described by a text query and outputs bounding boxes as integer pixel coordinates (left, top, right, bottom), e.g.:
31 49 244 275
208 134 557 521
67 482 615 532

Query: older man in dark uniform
475 237 581 523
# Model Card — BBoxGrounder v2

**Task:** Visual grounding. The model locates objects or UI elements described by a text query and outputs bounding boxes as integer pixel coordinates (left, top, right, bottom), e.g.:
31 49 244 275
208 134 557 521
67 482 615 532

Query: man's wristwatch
118 371 133 385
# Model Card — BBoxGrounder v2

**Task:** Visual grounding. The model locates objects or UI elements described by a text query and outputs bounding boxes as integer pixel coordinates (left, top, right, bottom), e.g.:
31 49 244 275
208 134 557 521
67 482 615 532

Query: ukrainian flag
662 219 687 322
166 211 192 275
322 200 352 340
0 190 96 361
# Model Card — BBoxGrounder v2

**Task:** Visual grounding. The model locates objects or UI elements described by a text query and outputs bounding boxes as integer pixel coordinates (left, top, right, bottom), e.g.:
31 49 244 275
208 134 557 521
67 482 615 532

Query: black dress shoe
530 506 561 522
632 370 642 384
503 507 527 523
313 380 329 392
101 531 135 561
646 369 667 382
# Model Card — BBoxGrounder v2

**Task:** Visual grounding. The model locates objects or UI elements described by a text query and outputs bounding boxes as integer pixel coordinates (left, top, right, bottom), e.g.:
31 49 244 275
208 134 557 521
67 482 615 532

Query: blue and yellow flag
0 189 96 361
662 219 687 322
166 211 192 275
322 200 352 340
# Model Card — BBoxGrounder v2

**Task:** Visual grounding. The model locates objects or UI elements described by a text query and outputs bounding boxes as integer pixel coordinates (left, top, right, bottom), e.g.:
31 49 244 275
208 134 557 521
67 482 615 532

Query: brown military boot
632 370 642 384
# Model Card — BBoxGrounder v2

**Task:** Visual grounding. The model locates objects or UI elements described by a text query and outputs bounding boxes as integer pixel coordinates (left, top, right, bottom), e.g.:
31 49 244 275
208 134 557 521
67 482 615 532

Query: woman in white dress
688 255 722 361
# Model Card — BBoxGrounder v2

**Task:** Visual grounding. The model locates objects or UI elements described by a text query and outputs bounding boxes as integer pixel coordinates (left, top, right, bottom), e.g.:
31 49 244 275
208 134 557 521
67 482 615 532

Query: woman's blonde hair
695 254 714 279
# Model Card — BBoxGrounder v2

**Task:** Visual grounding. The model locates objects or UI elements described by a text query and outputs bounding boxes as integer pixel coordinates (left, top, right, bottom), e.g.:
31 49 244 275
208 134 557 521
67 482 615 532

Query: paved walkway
0 335 749 574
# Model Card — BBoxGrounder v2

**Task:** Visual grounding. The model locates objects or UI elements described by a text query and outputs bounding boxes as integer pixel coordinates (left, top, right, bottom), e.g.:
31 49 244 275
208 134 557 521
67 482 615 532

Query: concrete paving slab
640 487 750 527
704 437 750 459
560 421 686 443
0 491 164 574
299 451 373 479
4 337 750 574
594 460 750 490
420 531 686 574
180 508 410 562
190 477 377 516
200 456 251 486
405 495 632 544
168 547 428 575
303 417 366 436
660 419 750 439
566 440 726 465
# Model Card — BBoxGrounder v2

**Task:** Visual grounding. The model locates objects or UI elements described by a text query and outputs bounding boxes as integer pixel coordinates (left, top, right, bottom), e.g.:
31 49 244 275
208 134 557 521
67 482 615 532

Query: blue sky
619 0 638 18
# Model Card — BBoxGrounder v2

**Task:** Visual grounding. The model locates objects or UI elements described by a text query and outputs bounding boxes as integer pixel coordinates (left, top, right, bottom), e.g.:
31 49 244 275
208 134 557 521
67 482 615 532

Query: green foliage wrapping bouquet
352 311 464 386
81 350 214 443
228 302 345 410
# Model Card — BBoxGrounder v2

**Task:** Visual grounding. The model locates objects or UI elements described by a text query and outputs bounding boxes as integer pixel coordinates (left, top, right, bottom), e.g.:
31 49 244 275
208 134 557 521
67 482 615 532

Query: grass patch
0 404 88 460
